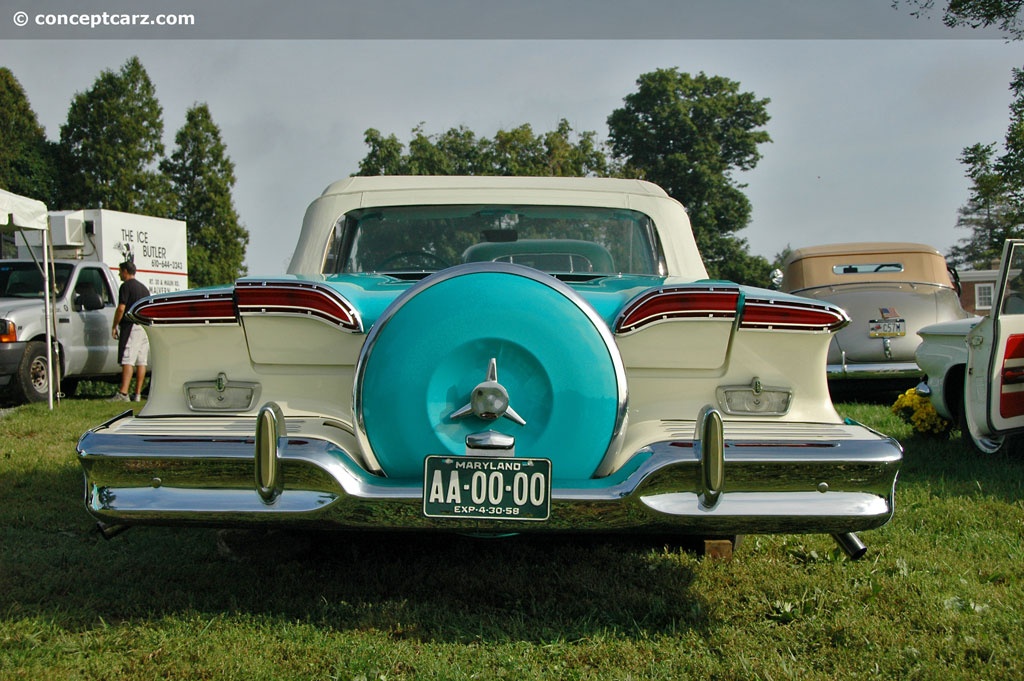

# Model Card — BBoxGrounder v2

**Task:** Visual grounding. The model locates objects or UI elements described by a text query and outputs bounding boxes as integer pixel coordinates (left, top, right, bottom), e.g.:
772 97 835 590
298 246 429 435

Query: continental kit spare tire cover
354 263 627 481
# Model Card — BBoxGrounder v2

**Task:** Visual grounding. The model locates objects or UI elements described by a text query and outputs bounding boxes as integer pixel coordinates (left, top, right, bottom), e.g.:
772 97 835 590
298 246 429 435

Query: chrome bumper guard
78 405 902 536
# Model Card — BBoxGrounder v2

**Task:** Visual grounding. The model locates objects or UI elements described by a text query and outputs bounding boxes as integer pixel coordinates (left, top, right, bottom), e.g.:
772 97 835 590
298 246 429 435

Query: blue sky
2 2 1021 274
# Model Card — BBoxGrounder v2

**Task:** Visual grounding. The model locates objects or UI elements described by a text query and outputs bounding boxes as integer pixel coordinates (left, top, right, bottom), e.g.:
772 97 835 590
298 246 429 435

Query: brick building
958 268 1000 316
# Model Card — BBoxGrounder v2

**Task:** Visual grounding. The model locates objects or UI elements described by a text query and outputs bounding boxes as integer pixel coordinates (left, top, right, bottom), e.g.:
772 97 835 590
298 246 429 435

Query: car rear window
832 263 905 275
323 204 661 278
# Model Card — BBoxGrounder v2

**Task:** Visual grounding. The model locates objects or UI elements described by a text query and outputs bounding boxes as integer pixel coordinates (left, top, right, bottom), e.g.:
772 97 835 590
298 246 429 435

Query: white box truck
24 209 189 294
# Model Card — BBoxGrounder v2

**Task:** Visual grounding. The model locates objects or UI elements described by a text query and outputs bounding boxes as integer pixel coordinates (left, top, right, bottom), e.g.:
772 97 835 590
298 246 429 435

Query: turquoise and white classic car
78 176 902 558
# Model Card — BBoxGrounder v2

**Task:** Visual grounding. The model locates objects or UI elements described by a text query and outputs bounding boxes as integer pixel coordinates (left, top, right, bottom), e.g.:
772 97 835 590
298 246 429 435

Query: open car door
965 239 1024 448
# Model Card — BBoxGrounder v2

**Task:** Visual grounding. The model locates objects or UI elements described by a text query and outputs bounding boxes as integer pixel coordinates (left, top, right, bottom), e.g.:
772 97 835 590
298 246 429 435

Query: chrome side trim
108 416 324 436
662 420 864 440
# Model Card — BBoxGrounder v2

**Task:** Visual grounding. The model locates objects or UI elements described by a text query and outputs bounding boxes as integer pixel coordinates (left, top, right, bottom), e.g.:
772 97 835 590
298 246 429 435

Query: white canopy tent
1 188 55 409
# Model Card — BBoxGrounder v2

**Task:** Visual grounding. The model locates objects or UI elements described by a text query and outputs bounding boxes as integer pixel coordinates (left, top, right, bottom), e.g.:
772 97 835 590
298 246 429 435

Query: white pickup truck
0 259 121 403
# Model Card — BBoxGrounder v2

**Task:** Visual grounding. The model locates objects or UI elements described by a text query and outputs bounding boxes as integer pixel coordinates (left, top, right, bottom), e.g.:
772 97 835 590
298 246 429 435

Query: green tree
356 119 609 178
894 0 1023 39
0 67 57 207
606 68 772 283
947 143 1018 268
1001 67 1024 199
57 56 170 214
161 104 248 287
406 124 484 175
541 119 609 177
948 68 1024 269
358 128 407 176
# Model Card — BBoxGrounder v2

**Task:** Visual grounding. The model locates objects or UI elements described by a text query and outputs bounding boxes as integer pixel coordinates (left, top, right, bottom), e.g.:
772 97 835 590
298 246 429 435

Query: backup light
185 373 261 412
716 377 792 416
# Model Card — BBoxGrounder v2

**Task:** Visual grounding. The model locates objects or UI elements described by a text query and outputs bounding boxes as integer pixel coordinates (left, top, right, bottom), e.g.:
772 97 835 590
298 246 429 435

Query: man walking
111 261 151 402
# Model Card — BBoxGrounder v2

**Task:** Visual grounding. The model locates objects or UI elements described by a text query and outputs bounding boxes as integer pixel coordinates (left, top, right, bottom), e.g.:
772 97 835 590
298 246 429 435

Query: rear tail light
236 280 362 332
130 291 237 326
740 296 849 332
127 281 363 332
615 286 848 334
616 286 741 333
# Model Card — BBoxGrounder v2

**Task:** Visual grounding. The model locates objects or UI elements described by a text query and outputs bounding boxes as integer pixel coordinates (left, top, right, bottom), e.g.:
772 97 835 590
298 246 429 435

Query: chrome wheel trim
967 427 1004 454
29 354 48 394
959 383 1005 455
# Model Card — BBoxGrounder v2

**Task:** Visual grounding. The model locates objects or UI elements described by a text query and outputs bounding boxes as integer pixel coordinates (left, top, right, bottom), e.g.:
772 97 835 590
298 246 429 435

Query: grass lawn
1 397 1022 680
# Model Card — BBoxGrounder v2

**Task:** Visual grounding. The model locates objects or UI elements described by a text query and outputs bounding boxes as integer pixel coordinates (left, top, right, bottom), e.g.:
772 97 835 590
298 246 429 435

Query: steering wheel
376 251 451 271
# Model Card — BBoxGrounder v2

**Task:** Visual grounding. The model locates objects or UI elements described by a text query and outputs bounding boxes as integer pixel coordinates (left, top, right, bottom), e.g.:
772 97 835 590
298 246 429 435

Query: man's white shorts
120 326 150 366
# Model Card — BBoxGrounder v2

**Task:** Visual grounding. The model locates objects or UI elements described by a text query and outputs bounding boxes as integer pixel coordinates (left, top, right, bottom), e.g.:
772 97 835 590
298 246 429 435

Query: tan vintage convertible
78 176 902 558
775 242 969 389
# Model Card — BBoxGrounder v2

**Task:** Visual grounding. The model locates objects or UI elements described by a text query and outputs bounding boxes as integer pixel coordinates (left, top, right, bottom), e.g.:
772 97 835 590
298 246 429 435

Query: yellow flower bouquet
891 388 952 437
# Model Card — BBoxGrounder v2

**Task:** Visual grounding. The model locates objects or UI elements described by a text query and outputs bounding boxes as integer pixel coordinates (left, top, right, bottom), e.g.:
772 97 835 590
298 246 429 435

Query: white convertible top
318 175 671 198
289 176 707 280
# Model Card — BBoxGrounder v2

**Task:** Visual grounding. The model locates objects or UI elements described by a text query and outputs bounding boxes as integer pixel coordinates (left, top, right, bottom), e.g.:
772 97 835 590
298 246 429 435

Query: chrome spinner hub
449 358 526 426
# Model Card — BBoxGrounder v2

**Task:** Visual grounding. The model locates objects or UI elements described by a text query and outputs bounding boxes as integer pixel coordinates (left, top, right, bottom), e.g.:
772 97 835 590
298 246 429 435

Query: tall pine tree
947 143 1017 268
58 56 170 214
161 103 248 287
949 68 1024 269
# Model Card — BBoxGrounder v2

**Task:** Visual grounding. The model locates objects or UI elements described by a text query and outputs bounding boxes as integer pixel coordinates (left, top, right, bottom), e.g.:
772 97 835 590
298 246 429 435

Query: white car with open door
916 239 1024 453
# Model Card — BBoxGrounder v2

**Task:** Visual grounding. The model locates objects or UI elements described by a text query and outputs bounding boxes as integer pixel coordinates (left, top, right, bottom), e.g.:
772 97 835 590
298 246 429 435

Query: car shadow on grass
6 510 715 643
895 430 1024 503
211 529 709 641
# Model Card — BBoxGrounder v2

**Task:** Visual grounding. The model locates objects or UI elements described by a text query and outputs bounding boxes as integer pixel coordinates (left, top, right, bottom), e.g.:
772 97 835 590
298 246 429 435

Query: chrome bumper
78 410 902 536
826 360 922 380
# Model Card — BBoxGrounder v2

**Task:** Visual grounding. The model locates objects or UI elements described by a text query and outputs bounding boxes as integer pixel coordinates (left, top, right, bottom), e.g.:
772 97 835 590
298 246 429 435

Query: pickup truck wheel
958 391 1004 454
16 340 51 403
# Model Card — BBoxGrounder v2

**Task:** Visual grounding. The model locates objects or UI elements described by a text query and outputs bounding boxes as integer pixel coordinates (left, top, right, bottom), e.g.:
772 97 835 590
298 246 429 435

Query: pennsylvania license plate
868 319 906 338
423 455 551 520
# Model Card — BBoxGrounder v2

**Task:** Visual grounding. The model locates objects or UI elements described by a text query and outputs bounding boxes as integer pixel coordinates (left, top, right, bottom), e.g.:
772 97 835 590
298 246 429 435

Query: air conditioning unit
50 212 85 247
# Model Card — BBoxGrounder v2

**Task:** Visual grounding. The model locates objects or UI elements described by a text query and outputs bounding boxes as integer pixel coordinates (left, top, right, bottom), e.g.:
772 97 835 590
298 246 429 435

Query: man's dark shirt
117 277 150 359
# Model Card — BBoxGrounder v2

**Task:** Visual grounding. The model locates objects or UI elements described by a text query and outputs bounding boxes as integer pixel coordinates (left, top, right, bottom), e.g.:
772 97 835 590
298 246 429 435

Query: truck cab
0 259 120 402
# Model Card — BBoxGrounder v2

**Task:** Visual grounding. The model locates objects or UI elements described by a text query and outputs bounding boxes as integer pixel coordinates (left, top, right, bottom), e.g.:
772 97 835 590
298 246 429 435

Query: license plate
868 319 906 338
423 455 551 521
